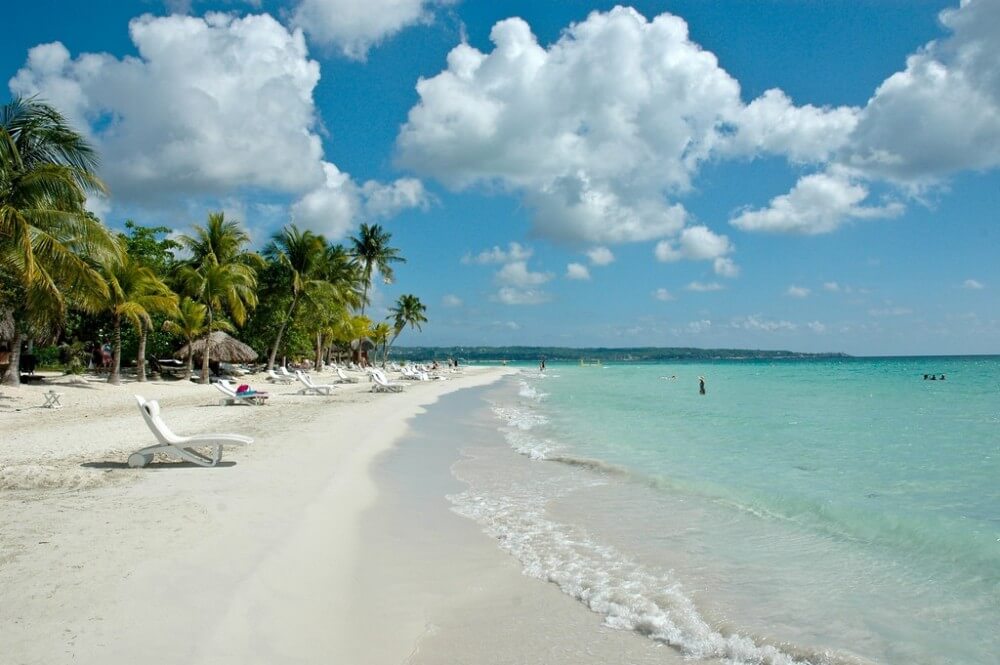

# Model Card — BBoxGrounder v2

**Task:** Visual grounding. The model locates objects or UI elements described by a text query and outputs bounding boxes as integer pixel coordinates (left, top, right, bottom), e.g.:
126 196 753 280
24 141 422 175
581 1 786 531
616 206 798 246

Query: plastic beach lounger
214 380 269 406
371 370 405 393
295 370 335 395
130 395 252 467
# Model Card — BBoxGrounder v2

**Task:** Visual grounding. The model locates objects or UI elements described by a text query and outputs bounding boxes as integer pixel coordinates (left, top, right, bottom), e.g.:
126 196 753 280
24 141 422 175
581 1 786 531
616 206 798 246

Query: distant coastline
391 346 851 362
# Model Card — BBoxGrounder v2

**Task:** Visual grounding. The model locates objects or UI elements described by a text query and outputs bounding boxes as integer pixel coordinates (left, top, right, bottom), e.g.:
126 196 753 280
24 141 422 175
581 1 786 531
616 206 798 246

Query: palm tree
348 223 405 315
101 254 178 385
1 97 118 387
162 297 232 380
177 213 259 383
176 262 257 383
181 212 260 268
385 294 427 366
262 225 326 370
369 322 391 366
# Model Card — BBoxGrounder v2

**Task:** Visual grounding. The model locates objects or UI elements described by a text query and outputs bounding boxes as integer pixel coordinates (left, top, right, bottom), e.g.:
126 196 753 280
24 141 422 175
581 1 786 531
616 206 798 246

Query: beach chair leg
128 452 154 468
128 444 168 468
171 444 222 467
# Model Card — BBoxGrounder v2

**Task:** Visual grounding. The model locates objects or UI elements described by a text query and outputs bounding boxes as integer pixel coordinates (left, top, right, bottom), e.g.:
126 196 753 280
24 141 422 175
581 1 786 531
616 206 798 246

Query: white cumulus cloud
442 294 463 307
962 279 984 290
462 242 533 265
10 14 325 202
786 285 811 298
844 0 1000 184
291 0 455 60
9 12 427 233
713 257 740 278
731 169 903 234
397 7 872 246
686 281 723 292
566 263 590 280
586 246 615 266
496 261 553 287
653 288 674 301
655 224 734 263
732 315 797 332
495 287 550 306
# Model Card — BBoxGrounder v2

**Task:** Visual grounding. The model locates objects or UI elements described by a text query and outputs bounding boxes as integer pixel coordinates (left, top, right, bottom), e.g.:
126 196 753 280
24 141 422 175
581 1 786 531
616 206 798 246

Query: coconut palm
348 223 405 315
176 213 259 383
1 97 118 386
385 294 427 366
101 254 178 385
262 225 327 370
176 261 257 383
181 212 260 268
369 322 391 366
162 297 233 380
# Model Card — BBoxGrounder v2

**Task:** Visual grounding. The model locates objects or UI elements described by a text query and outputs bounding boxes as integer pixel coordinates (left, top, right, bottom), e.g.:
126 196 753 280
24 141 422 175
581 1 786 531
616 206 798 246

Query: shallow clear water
450 358 1000 664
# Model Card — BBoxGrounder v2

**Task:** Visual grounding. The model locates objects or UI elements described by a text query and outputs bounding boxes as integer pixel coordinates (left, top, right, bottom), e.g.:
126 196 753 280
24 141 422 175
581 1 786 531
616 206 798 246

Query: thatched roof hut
175 331 258 363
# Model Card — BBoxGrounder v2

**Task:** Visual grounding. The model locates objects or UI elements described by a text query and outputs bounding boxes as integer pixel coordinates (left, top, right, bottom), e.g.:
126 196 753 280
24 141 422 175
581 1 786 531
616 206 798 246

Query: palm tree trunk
200 310 212 384
109 315 122 385
185 341 194 381
2 331 23 387
267 295 298 370
360 270 371 316
385 332 400 368
136 327 148 382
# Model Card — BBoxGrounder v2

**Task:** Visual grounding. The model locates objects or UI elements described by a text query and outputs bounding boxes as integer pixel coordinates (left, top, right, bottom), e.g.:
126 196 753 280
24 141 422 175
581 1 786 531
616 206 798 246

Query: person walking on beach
698 376 706 395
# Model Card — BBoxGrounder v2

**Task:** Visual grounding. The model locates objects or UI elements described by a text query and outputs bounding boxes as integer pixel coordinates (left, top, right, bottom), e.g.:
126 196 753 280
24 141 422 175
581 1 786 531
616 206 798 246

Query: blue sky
4 0 998 355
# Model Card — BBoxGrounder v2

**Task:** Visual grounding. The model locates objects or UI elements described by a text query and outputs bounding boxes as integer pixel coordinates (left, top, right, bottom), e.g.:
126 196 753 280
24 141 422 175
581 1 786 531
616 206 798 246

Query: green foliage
0 97 119 364
349 223 405 314
120 220 179 275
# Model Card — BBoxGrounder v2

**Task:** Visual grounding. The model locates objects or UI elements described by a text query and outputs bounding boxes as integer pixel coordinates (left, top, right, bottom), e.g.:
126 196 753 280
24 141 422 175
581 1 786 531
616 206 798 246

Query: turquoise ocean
448 357 1000 664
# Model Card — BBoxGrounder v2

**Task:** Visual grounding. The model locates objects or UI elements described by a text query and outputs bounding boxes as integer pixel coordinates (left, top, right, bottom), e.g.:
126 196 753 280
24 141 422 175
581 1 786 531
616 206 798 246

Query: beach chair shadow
82 460 238 470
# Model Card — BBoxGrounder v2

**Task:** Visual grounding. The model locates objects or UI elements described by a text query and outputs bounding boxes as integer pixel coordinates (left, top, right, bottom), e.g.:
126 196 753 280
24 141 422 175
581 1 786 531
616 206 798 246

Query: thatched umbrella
350 336 375 366
175 331 258 363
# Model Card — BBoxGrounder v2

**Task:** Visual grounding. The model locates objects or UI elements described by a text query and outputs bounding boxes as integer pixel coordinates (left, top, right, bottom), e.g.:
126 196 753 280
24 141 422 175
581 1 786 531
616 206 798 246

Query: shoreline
0 366 512 664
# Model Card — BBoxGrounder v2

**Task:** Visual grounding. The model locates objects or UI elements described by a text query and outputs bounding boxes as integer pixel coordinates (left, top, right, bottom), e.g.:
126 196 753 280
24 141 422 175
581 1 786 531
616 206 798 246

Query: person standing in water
699 376 706 395
540 357 546 372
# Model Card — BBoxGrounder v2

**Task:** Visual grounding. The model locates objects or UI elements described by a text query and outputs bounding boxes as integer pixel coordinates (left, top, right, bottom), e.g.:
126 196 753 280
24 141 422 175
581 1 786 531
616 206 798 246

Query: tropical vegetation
0 97 429 386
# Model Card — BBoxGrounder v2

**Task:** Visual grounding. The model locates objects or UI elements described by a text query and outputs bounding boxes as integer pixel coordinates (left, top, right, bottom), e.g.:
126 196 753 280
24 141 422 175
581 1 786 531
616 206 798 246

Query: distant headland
392 346 850 362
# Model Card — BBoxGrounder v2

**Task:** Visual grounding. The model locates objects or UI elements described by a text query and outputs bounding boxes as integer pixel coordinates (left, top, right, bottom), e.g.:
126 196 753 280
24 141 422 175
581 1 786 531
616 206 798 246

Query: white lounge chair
130 395 252 468
215 380 268 406
400 366 428 381
295 370 335 395
335 367 359 384
371 369 404 393
266 369 294 384
279 366 295 379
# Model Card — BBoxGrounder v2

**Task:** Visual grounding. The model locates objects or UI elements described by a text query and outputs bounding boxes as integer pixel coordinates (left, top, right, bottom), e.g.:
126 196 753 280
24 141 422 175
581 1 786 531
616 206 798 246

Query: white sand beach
1 367 692 665
1 368 513 664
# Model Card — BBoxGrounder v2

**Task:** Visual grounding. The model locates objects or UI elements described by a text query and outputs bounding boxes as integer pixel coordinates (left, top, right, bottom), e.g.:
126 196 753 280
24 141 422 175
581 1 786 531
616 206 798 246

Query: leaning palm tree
0 97 119 386
262 225 327 370
176 213 259 383
102 254 178 385
162 297 232 380
385 294 427 366
348 223 405 315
